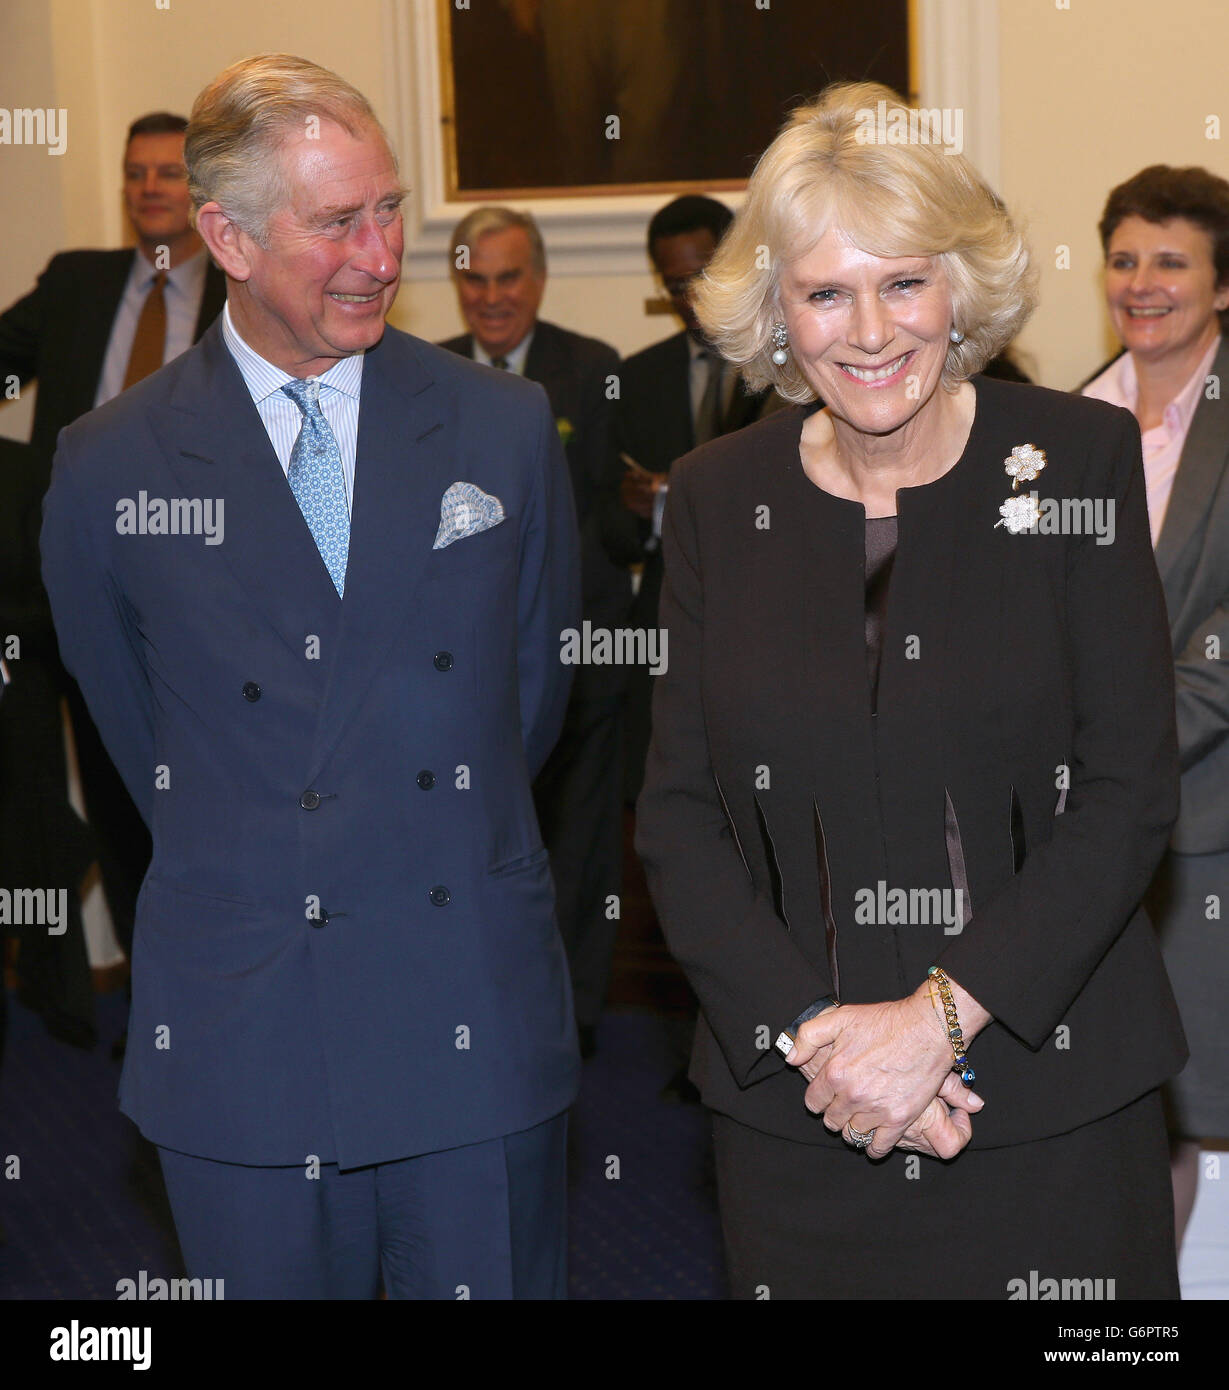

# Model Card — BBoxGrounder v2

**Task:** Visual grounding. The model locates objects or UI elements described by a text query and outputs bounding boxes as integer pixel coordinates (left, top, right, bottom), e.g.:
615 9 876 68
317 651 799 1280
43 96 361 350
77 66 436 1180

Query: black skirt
712 1088 1178 1300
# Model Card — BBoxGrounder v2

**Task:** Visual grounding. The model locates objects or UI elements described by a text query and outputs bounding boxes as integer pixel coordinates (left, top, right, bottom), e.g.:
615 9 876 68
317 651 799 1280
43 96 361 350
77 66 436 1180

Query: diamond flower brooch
994 443 1048 533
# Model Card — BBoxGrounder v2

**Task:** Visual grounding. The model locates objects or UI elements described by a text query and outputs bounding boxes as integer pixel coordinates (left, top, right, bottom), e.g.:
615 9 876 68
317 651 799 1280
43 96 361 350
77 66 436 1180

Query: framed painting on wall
438 0 913 200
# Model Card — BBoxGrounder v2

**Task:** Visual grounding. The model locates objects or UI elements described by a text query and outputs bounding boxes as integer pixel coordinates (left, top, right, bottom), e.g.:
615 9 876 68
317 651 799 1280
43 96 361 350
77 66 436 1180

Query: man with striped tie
41 54 580 1299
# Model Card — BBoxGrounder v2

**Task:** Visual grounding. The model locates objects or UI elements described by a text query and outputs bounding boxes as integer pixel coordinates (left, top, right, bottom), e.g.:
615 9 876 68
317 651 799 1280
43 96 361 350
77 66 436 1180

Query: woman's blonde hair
185 54 393 247
694 81 1037 401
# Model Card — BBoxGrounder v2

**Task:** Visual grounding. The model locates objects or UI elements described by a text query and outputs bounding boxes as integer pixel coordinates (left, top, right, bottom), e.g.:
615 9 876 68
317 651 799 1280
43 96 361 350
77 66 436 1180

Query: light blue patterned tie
280 378 349 596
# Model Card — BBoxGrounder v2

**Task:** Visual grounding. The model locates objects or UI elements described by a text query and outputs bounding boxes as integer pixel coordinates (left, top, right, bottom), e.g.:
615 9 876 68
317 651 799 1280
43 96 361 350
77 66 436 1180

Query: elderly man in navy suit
41 54 580 1299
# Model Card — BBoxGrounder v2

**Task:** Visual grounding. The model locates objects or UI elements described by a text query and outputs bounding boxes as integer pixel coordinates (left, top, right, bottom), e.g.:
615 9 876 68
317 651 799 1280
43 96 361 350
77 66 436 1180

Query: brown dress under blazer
636 374 1188 1154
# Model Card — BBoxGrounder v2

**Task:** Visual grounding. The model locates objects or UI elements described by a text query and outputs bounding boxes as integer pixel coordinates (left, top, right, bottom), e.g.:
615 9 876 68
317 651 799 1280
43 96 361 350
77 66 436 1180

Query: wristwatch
774 994 840 1057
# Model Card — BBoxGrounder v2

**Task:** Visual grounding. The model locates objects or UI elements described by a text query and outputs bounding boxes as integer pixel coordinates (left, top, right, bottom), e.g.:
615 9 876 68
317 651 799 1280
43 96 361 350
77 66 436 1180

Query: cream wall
2 0 1228 447
1000 0 1229 389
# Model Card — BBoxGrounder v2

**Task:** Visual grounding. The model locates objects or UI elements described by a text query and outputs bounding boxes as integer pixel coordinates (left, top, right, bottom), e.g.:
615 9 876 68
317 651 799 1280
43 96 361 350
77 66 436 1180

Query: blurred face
454 226 545 357
779 224 954 437
123 132 194 245
1105 215 1228 366
652 228 717 337
226 119 403 376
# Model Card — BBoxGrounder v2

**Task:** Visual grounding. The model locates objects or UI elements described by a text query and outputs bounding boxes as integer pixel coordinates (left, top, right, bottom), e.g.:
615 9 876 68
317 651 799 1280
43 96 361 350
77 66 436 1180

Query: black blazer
635 375 1187 1149
0 247 226 467
441 319 631 636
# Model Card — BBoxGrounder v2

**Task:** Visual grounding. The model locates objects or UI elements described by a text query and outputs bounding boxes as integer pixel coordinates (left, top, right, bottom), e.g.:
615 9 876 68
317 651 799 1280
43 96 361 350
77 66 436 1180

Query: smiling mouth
1125 306 1172 318
839 351 912 383
329 292 380 303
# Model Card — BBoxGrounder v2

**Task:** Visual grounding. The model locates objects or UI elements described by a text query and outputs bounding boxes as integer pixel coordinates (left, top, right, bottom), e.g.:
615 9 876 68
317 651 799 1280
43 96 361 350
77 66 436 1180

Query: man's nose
350 218 400 282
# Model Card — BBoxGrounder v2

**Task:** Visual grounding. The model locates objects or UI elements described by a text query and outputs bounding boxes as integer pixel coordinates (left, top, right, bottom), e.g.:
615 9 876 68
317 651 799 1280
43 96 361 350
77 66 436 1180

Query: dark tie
490 355 509 370
695 349 725 445
122 271 168 389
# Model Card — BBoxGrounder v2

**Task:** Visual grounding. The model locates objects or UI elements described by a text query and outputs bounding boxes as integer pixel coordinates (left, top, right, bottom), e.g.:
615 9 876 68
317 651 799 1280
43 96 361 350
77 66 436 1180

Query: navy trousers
157 1111 568 1299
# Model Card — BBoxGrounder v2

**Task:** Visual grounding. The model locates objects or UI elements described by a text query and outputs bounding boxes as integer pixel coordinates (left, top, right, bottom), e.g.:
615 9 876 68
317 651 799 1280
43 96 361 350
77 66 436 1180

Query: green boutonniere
556 417 575 446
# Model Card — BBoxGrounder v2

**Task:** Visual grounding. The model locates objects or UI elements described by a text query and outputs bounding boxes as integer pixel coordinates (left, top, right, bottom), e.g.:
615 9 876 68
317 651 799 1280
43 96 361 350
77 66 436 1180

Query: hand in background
620 467 662 520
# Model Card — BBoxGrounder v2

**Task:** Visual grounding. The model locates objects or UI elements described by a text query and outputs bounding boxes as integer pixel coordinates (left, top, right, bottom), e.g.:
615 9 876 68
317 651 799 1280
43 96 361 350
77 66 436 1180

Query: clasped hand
784 990 984 1160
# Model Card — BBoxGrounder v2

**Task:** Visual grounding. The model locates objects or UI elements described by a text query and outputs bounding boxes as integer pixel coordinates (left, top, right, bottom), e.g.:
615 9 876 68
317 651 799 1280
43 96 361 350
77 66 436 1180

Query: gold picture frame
437 0 915 202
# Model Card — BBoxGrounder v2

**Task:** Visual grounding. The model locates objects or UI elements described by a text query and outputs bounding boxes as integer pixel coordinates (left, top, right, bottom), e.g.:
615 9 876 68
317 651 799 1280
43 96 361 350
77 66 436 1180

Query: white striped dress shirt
221 301 363 513
94 248 210 407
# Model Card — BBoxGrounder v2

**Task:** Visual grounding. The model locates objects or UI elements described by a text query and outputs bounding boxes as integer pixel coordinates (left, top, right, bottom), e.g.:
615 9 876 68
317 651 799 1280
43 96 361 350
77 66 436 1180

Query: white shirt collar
221 300 364 406
132 245 208 299
473 328 534 375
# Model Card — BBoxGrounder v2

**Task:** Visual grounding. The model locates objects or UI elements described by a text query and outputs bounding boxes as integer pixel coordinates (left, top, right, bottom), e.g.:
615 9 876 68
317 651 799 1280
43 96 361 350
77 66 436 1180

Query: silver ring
846 1124 877 1149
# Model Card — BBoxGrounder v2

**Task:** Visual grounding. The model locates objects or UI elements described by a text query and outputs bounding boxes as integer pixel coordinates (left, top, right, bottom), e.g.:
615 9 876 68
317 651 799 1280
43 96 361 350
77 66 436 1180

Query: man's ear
196 202 254 282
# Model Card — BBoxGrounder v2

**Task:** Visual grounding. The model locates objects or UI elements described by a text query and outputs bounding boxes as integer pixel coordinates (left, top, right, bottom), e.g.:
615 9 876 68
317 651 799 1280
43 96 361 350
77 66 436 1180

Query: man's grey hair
185 53 395 247
449 206 547 277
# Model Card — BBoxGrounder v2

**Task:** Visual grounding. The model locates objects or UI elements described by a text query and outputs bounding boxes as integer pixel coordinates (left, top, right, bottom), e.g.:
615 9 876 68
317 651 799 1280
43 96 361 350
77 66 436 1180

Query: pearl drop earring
770 322 790 365
950 328 965 344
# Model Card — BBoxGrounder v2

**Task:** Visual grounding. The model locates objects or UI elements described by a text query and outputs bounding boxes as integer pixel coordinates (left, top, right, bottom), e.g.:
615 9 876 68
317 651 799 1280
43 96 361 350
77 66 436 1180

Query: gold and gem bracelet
927 965 976 1085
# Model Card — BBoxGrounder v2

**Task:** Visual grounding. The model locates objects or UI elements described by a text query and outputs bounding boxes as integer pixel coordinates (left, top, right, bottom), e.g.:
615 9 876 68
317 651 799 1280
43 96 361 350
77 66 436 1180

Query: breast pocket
426 517 517 581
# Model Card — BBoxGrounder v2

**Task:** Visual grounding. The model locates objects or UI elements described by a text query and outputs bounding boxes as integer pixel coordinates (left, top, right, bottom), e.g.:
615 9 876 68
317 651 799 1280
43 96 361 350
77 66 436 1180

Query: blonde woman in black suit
636 82 1187 1299
1084 165 1229 1253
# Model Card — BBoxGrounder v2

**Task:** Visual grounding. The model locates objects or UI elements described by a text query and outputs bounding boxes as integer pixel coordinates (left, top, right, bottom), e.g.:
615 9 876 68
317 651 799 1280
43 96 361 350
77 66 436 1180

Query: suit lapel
725 382 770 434
74 251 136 416
1154 336 1229 613
304 330 455 782
149 321 341 659
665 333 695 468
193 260 227 341
525 321 561 395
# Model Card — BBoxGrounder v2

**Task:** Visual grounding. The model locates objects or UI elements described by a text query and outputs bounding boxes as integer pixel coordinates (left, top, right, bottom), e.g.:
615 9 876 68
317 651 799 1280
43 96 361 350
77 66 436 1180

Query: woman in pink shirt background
1084 165 1229 1255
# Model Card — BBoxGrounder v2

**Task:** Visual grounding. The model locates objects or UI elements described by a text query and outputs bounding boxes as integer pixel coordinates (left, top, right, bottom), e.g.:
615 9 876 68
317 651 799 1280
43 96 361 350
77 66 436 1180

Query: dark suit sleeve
635 458 836 1088
1172 589 1229 772
0 260 52 388
517 387 581 778
40 428 156 826
938 410 1179 1048
577 344 622 542
602 397 655 566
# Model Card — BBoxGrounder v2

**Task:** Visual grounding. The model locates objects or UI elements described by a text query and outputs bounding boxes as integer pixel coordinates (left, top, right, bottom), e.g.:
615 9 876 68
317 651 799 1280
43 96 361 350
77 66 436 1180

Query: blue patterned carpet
0 988 725 1300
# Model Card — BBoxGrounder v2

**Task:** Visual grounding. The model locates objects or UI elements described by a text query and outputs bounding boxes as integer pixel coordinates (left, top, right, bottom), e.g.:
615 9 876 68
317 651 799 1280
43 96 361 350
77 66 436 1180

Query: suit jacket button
242 681 262 701
416 770 436 790
429 886 450 906
300 790 321 810
433 651 453 671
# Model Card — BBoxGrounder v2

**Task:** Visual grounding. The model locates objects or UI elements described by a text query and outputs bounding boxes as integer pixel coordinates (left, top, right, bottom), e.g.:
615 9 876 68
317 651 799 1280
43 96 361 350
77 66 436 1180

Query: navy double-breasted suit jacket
41 319 582 1168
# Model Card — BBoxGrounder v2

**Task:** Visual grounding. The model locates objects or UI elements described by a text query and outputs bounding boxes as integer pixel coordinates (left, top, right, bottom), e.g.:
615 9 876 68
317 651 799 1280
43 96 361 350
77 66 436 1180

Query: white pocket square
433 481 506 550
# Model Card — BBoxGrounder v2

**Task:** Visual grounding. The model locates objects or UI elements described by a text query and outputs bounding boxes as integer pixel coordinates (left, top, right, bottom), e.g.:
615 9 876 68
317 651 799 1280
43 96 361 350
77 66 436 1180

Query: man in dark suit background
41 54 581 1298
442 207 630 1057
608 195 787 1102
0 112 225 1050
0 112 227 467
612 196 783 807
